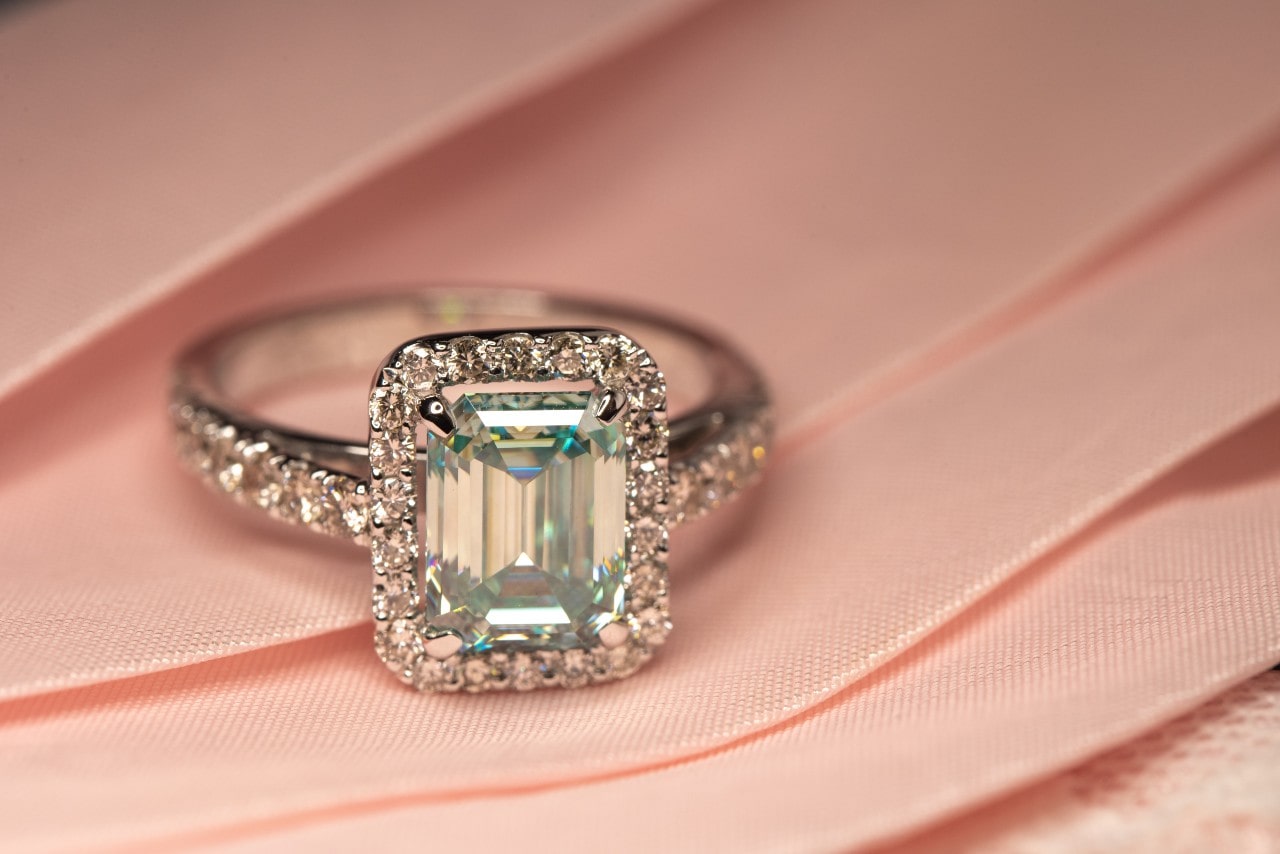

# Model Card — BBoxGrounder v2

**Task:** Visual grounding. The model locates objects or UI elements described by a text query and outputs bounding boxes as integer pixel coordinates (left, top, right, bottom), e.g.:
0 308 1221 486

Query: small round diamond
372 574 418 620
497 333 539 377
217 460 245 493
200 423 236 475
560 649 590 688
627 415 667 460
279 460 325 525
630 517 666 556
371 477 411 524
370 387 409 430
462 657 492 687
509 653 540 691
594 334 637 384
400 344 441 397
258 456 288 511
372 525 413 571
629 466 664 510
636 606 670 647
628 369 666 410
629 564 665 603
316 474 365 537
592 644 641 679
413 657 463 692
375 619 424 671
336 483 369 538
448 336 490 382
486 653 512 690
368 436 408 475
548 332 586 378
668 467 698 521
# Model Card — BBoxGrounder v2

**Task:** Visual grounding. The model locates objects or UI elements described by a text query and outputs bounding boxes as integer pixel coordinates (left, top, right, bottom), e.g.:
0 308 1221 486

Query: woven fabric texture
2 0 1280 850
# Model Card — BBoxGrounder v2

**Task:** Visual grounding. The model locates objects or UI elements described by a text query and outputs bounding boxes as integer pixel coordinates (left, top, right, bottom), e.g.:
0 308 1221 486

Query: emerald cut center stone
423 389 627 652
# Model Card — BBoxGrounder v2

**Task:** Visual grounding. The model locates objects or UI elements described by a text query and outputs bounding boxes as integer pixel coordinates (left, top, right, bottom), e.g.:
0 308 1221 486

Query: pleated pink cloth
2 0 1280 850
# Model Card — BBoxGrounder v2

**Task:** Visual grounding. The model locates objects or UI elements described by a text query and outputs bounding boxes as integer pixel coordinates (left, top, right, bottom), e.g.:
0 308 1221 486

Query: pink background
2 0 1280 849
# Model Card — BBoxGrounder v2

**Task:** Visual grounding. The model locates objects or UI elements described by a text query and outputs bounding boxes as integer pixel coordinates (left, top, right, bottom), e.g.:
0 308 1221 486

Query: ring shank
172 287 772 538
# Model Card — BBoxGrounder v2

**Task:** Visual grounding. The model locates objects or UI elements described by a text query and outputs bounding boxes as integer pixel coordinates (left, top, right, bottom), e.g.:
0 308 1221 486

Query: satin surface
2 0 1280 850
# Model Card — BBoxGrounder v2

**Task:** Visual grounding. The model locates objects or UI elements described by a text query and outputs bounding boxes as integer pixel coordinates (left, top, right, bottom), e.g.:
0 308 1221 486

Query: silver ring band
171 287 772 543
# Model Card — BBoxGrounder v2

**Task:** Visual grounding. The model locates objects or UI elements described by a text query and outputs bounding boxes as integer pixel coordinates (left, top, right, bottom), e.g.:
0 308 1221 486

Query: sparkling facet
629 466 663 510
376 618 424 671
497 333 539 377
423 388 627 652
508 653 540 691
372 525 413 571
548 333 586 378
400 344 441 396
627 413 667 460
371 477 411 524
630 517 665 556
370 387 409 430
217 460 245 493
629 369 666 410
413 657 463 692
636 606 670 646
560 648 590 688
369 436 408 474
448 336 490 383
373 574 419 620
594 335 636 384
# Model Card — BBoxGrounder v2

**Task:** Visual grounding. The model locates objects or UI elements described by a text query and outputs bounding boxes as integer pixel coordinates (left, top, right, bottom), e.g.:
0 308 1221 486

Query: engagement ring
171 288 771 691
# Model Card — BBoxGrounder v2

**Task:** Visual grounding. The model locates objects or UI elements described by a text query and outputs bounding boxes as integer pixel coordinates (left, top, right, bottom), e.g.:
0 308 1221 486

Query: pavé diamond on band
171 288 772 692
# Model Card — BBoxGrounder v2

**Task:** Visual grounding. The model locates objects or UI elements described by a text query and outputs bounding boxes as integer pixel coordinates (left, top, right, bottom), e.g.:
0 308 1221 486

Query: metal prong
594 388 628 424
424 632 463 660
419 396 455 437
598 621 630 649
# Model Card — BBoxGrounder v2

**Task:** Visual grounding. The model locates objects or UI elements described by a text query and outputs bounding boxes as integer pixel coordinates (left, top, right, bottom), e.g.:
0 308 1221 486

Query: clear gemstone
628 564 664 604
217 460 245 493
413 657 463 692
423 388 627 652
373 574 419 620
560 648 590 688
594 335 636 384
629 369 666 409
376 618 424 671
448 336 489 382
497 333 539 377
279 460 324 525
636 606 670 646
371 477 411 524
400 344 440 396
370 388 409 430
508 653 540 691
369 437 408 473
548 333 586 378
629 465 663 510
627 414 666 460
462 657 492 686
630 517 665 556
372 525 413 571
338 488 368 537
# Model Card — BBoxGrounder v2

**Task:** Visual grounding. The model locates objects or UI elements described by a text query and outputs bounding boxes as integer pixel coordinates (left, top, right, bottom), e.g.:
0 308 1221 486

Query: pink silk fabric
2 0 1280 850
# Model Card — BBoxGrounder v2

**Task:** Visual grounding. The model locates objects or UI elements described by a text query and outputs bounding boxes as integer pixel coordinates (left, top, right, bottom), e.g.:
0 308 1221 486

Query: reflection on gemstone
424 390 626 652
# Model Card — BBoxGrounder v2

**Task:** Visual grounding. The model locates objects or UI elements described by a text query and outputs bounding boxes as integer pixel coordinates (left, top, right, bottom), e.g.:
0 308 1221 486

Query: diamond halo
367 329 670 692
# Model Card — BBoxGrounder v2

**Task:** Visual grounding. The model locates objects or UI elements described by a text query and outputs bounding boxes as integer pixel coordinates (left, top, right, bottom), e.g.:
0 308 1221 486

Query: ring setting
369 328 669 691
170 289 771 693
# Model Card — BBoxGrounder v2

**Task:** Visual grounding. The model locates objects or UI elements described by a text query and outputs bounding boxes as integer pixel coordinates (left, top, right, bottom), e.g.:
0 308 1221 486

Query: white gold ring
171 287 771 691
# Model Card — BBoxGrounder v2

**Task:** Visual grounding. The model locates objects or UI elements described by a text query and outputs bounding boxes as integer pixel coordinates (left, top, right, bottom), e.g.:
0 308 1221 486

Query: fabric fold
4 0 1280 700
4 139 1280 848
164 406 1280 854
0 0 708 399
4 2 1280 848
